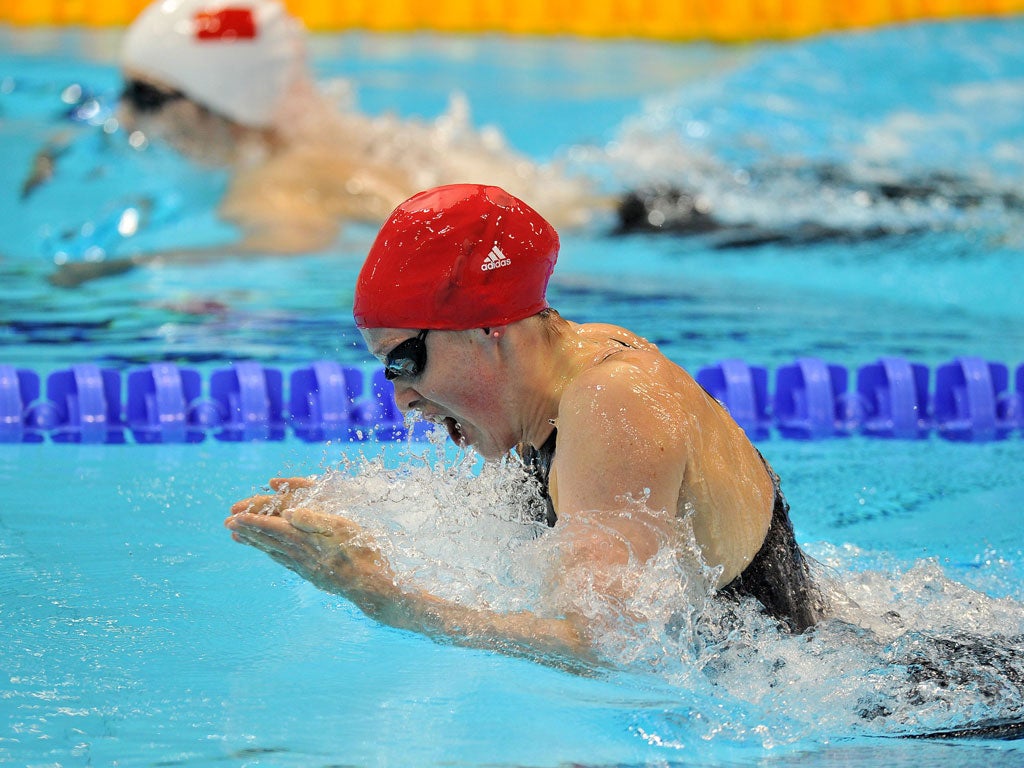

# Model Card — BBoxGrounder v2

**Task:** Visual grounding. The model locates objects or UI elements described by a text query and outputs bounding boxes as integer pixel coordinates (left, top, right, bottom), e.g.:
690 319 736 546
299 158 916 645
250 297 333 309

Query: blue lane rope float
0 357 1021 445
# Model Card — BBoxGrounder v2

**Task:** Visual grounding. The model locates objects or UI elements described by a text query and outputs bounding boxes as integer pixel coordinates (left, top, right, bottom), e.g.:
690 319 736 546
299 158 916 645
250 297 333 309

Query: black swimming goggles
383 330 429 381
121 79 187 113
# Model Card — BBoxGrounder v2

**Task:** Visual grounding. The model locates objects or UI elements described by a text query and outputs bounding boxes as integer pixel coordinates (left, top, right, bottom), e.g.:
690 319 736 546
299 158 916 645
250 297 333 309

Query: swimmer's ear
482 325 507 339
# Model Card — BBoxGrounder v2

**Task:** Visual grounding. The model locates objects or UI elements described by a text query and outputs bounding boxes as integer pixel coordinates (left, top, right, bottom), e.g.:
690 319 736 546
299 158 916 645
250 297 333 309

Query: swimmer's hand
226 476 598 671
226 477 402 607
21 133 72 201
45 235 315 288
48 256 141 288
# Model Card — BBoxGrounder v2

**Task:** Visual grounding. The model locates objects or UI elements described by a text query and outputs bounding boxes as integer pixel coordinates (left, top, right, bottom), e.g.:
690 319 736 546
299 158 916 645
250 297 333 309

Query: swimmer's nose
389 380 420 413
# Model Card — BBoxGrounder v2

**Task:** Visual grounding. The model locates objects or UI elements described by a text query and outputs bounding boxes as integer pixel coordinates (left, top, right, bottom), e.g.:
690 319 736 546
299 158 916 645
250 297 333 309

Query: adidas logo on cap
481 245 512 271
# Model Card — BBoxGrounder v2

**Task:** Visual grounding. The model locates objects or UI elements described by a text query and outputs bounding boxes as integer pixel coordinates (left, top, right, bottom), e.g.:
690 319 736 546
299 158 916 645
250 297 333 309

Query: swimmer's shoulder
560 340 693 434
571 321 657 352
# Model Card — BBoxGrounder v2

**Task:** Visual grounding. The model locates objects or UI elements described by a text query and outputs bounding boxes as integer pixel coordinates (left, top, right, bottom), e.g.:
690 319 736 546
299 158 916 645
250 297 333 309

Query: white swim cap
121 0 304 127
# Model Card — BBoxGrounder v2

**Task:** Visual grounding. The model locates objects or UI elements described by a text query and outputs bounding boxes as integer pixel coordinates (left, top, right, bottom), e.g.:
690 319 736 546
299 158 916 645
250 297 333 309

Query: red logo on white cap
194 8 258 40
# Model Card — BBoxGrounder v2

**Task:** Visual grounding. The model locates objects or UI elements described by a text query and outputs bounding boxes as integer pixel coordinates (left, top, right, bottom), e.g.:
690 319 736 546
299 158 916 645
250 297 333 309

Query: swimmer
615 166 1024 247
48 0 596 288
226 183 828 669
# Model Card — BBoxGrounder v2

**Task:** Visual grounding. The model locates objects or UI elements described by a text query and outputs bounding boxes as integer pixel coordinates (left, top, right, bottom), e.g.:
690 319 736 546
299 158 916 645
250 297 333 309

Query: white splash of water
279 436 1024 746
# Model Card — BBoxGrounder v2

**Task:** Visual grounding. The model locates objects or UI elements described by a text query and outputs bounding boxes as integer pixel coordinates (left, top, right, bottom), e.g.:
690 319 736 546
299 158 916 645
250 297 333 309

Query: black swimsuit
717 457 824 632
520 428 823 633
521 429 558 528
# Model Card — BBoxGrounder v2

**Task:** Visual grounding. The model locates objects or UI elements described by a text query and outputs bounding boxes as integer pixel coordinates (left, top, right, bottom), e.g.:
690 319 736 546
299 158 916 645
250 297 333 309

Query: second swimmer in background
48 0 597 287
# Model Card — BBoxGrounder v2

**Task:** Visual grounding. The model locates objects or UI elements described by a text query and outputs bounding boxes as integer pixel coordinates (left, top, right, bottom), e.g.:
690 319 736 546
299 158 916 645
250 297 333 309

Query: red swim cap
353 184 559 330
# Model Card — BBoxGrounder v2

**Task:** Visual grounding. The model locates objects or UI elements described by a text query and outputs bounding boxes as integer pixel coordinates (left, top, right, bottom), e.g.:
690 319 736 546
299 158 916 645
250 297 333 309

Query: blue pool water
2 18 1024 767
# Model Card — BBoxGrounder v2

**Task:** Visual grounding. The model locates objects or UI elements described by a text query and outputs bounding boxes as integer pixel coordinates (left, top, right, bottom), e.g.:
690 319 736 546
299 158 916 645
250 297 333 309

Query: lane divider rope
0 356 1021 444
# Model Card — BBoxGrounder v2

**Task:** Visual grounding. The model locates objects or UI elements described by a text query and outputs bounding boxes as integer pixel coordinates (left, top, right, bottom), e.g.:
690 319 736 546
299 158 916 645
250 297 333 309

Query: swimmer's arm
48 249 231 288
394 588 595 669
21 130 76 201
226 478 599 671
551 362 690 532
46 220 337 288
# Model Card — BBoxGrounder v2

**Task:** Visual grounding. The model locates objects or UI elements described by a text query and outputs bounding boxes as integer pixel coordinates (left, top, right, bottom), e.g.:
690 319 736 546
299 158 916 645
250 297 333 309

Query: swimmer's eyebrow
368 333 405 361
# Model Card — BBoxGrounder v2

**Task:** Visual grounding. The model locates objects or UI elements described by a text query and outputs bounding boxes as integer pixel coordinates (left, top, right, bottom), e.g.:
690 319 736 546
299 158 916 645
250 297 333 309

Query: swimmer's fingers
227 477 315 517
287 508 362 538
229 494 278 517
225 510 288 541
226 513 335 589
228 510 394 599
226 512 320 564
227 509 353 559
283 509 396 598
269 476 316 492
252 476 316 513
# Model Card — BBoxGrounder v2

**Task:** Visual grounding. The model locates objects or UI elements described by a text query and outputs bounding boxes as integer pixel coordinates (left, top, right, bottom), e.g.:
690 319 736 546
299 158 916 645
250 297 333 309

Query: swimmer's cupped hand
225 488 400 609
228 475 316 517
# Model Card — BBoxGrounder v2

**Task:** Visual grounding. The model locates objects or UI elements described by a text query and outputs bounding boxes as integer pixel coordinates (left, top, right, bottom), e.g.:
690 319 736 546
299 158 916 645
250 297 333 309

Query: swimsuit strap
521 428 558 526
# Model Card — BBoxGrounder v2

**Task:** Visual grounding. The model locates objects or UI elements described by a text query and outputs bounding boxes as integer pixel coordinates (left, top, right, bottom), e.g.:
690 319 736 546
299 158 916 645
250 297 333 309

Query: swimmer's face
361 326 517 460
121 79 187 114
117 73 244 167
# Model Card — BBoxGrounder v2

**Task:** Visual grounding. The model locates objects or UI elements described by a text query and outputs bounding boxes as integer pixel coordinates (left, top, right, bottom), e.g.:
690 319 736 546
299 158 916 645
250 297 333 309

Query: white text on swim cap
481 245 511 271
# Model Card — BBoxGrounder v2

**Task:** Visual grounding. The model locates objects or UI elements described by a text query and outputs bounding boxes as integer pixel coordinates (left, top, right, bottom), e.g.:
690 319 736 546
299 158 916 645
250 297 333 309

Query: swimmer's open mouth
443 417 466 446
416 411 468 446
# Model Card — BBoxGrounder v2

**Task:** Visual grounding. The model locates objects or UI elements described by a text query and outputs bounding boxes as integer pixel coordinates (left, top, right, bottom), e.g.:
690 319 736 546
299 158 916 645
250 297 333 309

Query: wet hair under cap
353 184 560 331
